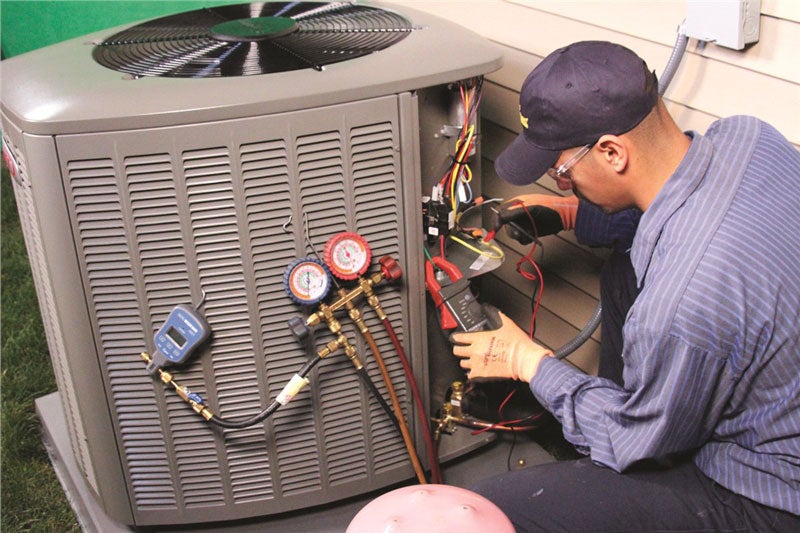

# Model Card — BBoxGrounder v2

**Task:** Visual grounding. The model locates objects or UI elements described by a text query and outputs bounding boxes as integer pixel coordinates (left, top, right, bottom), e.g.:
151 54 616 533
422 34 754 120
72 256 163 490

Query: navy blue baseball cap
496 41 658 185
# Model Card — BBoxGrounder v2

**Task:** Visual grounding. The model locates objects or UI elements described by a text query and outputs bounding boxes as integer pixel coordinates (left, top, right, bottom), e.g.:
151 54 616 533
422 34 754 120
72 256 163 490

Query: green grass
1 164 79 531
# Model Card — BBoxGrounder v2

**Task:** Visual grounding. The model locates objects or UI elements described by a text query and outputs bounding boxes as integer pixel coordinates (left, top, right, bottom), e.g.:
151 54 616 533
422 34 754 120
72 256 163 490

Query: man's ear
596 134 628 173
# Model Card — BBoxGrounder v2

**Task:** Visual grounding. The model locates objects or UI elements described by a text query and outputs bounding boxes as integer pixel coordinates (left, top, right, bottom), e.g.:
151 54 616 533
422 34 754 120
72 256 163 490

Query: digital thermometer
147 304 211 374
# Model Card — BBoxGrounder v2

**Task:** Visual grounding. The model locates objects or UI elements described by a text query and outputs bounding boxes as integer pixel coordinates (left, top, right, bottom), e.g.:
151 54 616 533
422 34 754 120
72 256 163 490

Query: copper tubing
434 413 540 433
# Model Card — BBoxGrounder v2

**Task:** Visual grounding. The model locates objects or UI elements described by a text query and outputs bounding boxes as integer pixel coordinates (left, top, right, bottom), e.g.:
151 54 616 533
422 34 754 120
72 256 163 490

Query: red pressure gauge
324 232 372 280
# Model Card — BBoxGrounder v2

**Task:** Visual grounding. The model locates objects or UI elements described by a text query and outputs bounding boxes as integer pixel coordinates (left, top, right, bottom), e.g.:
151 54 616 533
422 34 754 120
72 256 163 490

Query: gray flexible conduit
659 21 689 96
554 300 603 360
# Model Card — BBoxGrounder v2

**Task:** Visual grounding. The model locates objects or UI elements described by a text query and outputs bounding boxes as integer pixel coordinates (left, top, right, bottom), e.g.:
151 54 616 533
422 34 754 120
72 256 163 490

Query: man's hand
451 310 553 382
492 194 578 244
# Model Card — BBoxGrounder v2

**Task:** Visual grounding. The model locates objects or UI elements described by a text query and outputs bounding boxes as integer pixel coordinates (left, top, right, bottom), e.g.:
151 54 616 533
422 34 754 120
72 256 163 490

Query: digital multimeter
438 278 491 332
146 304 211 374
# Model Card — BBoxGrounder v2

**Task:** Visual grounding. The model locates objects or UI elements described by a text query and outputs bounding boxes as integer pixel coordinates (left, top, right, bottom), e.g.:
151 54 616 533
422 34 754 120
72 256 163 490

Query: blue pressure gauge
284 257 332 305
146 304 211 374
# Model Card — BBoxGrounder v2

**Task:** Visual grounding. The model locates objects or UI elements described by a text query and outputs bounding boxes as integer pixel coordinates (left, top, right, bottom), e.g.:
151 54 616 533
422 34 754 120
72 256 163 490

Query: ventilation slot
12 146 100 494
317 350 368 486
68 157 172 509
297 130 348 251
351 122 401 258
42 92 417 523
181 146 252 508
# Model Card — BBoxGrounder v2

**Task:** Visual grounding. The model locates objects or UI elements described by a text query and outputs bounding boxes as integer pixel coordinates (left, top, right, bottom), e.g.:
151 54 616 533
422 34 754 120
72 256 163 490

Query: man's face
549 146 630 214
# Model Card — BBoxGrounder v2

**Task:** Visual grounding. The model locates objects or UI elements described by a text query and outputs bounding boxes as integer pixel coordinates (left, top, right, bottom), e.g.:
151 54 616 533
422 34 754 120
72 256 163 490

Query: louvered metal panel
45 94 420 525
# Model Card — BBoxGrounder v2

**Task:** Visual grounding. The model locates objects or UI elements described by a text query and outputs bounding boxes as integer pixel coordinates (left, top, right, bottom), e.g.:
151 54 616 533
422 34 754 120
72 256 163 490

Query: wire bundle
438 77 484 217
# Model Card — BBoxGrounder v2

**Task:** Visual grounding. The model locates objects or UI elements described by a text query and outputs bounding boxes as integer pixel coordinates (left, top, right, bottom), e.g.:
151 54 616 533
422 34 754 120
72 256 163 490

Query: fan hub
210 16 298 42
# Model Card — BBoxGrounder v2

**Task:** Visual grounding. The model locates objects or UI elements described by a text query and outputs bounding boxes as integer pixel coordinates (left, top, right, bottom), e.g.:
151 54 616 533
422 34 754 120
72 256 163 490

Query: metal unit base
37 391 556 532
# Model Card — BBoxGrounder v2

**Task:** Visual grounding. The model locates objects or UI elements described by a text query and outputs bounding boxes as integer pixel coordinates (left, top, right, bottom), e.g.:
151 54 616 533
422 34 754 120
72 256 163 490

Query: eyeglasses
546 144 593 187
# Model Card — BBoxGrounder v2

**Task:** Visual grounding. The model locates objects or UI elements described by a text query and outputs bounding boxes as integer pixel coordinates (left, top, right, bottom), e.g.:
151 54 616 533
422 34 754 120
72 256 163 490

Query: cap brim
494 132 560 186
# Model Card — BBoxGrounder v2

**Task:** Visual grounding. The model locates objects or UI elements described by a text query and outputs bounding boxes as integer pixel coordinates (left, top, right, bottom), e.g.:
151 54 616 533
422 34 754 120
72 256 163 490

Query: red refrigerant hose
382 316 443 484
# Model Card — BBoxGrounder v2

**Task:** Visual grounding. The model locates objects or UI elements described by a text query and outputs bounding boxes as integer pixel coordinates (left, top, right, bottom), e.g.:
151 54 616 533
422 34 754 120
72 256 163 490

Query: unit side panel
1 122 137 523
53 94 419 526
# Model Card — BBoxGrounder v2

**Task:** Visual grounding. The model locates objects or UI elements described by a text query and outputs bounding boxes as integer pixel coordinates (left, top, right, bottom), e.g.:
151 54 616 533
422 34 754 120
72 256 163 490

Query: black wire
204 354 405 433
506 426 518 471
530 280 541 338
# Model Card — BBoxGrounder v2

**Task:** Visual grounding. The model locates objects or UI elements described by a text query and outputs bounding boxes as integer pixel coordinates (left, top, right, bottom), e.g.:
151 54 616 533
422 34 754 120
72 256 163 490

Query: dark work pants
471 252 800 532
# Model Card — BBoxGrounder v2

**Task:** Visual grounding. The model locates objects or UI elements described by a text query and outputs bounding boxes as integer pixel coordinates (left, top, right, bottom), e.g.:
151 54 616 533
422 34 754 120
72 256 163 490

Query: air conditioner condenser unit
1 1 502 527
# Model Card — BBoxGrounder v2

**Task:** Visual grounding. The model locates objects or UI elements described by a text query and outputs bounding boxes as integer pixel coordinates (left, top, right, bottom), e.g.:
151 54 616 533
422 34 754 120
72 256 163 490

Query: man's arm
532 331 726 471
490 194 640 252
575 200 641 252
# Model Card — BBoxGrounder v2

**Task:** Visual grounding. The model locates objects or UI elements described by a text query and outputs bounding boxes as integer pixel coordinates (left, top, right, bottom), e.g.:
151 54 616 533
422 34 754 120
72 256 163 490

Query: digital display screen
166 326 187 347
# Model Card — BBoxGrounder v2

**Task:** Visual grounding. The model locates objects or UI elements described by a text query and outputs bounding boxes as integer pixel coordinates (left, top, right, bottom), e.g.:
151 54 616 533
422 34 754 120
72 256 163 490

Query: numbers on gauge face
284 258 331 305
324 232 372 280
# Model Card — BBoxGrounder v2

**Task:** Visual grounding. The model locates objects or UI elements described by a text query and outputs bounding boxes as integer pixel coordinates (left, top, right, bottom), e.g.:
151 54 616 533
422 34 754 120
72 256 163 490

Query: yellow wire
449 234 505 261
450 168 458 211
449 125 476 211
463 165 472 183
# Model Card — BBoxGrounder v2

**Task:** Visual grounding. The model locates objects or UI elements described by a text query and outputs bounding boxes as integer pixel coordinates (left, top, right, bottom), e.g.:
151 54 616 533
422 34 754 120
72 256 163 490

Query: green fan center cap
210 17 298 42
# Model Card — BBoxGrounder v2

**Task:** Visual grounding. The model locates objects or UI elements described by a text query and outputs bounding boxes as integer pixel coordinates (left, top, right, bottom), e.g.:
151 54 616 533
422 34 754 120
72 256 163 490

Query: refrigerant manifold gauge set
283 232 373 304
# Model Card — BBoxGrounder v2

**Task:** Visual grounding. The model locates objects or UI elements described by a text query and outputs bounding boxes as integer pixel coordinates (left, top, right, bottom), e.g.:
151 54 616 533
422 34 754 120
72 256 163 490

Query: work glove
451 309 552 383
491 194 578 245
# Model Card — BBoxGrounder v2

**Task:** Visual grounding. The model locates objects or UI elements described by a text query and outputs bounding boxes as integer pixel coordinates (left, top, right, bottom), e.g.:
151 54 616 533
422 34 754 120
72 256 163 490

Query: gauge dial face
285 259 331 305
325 232 372 280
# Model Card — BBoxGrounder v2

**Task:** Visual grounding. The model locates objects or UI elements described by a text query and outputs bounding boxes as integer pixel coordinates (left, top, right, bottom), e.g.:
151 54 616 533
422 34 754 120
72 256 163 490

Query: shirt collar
630 132 713 287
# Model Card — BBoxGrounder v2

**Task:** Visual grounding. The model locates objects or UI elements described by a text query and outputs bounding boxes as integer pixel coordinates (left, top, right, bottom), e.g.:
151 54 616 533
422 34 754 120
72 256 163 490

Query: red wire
463 386 547 435
438 81 475 194
517 257 544 338
497 388 516 419
459 84 469 138
508 200 545 338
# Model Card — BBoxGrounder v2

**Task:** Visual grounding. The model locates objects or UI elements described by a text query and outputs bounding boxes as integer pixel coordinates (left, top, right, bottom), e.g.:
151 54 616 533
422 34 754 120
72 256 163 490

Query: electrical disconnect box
684 0 761 50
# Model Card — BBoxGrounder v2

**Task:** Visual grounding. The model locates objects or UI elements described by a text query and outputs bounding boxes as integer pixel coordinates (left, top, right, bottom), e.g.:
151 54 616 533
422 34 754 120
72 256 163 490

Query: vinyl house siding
394 0 800 373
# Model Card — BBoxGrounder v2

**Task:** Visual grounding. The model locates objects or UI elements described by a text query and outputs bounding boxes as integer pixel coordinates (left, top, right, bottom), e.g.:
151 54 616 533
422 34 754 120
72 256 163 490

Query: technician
452 40 800 531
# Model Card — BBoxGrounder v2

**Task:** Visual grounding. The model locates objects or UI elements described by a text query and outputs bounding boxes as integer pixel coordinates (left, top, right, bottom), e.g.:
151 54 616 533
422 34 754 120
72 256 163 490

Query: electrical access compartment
1 1 502 527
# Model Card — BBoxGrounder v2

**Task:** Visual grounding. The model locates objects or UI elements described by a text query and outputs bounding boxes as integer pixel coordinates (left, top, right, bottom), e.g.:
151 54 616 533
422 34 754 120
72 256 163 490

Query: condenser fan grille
92 2 417 78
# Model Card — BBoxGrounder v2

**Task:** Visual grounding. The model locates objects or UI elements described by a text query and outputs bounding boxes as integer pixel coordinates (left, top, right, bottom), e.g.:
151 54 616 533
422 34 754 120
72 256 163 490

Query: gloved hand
491 194 579 245
451 310 552 382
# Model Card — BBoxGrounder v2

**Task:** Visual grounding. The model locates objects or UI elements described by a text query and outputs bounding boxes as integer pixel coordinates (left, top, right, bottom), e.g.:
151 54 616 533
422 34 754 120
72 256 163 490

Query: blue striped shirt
531 116 800 514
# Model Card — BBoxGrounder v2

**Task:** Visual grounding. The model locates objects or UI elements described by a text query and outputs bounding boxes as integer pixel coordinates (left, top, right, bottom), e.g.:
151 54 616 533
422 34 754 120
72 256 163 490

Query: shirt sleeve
574 200 641 253
530 329 729 471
